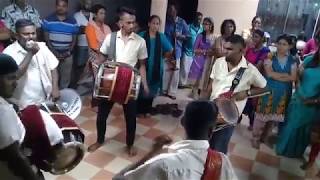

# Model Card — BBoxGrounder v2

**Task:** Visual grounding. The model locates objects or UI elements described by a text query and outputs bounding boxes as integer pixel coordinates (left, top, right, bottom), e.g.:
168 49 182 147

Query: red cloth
219 91 233 99
309 143 320 163
51 114 84 142
20 105 52 166
110 66 133 104
201 149 222 180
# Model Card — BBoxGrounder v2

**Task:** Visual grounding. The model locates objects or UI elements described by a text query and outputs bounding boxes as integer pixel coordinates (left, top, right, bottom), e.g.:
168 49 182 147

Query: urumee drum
93 62 141 104
20 103 85 175
212 90 271 132
213 97 239 132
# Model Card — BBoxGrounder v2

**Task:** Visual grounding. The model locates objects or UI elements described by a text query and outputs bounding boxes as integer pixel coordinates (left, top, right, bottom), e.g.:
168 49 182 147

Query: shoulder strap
229 67 247 93
201 148 222 180
107 32 117 61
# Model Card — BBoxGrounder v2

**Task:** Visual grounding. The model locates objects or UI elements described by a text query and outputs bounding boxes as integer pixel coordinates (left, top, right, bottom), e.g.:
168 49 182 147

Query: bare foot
126 146 137 157
300 161 314 170
88 142 103 152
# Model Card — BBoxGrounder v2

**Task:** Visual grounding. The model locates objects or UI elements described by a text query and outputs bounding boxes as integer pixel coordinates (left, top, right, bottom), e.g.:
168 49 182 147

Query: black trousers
238 99 255 126
96 99 136 146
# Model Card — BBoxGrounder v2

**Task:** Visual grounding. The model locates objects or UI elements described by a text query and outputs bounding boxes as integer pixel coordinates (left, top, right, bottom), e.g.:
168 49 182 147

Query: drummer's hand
232 91 248 101
153 135 173 150
51 88 60 102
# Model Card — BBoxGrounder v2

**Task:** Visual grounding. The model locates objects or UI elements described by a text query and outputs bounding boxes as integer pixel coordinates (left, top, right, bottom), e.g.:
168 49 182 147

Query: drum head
50 142 85 175
57 88 82 120
214 97 239 124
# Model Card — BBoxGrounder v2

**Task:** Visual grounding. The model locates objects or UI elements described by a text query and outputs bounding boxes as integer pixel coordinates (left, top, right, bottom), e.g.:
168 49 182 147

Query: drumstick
247 91 271 98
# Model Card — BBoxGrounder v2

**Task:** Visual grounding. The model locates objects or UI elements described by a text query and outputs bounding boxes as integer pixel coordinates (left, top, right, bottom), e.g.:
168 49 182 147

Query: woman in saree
276 44 320 158
137 15 173 117
188 17 215 99
239 29 270 130
213 19 236 59
251 34 297 149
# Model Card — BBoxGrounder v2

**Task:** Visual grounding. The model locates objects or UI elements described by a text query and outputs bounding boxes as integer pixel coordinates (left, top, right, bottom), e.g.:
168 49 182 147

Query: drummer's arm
138 59 149 93
51 68 60 101
0 142 40 180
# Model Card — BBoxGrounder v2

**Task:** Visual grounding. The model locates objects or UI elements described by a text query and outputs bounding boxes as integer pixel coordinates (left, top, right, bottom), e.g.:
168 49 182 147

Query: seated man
113 100 238 180
0 54 39 180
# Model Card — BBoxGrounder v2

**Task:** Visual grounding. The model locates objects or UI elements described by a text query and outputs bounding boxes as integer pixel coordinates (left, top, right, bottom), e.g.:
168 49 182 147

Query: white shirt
210 56 267 114
122 140 238 180
0 97 25 180
100 31 148 67
74 10 93 47
3 41 59 109
0 97 25 149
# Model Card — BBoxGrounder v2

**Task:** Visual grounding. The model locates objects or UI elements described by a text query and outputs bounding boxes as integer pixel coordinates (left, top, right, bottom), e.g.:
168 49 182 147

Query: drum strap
107 32 117 61
201 148 222 180
229 67 246 93
221 67 246 98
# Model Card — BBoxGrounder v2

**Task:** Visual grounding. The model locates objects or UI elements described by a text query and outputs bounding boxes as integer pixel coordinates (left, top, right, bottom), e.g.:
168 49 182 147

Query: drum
213 90 271 132
49 113 85 175
213 97 239 132
93 62 141 104
20 104 85 175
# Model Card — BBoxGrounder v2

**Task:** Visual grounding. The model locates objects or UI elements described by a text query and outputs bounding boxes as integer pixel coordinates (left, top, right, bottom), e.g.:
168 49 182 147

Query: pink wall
197 0 259 35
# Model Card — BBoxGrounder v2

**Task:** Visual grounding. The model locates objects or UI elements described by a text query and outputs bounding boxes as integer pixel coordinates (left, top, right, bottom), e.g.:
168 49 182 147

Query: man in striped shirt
42 0 79 89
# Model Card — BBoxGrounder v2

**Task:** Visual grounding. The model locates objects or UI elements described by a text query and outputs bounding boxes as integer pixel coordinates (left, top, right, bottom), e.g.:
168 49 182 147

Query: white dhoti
179 53 193 86
162 58 180 96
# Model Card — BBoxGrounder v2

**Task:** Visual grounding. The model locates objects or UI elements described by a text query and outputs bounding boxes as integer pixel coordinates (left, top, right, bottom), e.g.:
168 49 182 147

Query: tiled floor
44 89 320 180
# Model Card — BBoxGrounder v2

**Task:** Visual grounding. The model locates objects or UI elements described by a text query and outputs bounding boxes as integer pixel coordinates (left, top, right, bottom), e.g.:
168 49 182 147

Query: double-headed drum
20 103 85 175
93 62 141 104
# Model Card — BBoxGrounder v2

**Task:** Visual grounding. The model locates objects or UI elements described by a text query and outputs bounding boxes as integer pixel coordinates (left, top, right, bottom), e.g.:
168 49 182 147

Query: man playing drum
88 7 149 156
2 18 64 150
0 54 40 180
113 101 238 180
1 19 85 174
206 34 267 154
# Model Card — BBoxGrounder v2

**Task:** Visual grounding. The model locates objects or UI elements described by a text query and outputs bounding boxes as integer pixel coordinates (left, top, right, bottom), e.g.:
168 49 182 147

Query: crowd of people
0 0 320 179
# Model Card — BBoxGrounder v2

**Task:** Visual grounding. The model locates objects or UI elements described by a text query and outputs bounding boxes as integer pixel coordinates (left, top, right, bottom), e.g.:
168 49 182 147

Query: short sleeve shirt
100 31 148 67
210 56 267 113
3 41 59 109
42 14 79 53
0 97 25 149
1 4 41 32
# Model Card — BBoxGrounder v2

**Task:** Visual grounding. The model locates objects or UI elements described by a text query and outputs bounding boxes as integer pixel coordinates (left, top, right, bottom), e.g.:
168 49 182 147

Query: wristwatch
246 90 252 97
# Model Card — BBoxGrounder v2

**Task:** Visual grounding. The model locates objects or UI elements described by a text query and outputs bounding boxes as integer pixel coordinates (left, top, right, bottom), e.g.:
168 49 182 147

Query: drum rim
213 97 239 124
49 142 85 175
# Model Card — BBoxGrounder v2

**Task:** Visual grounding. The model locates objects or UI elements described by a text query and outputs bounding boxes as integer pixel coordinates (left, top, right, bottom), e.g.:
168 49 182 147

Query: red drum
93 62 141 104
20 104 85 175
